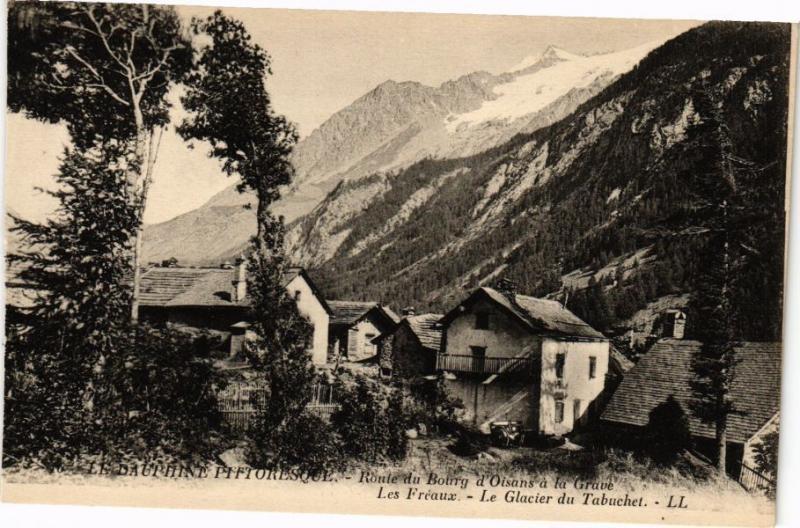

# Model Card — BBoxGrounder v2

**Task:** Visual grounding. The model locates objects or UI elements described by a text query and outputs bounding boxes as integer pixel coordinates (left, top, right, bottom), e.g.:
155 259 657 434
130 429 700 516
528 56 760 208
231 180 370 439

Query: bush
3 324 229 470
406 377 464 434
752 429 779 498
331 375 408 463
246 411 343 476
643 396 692 465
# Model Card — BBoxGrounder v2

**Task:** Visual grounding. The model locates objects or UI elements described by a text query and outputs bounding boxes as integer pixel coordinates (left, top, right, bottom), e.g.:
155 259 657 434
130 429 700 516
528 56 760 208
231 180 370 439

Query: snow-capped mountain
142 41 661 265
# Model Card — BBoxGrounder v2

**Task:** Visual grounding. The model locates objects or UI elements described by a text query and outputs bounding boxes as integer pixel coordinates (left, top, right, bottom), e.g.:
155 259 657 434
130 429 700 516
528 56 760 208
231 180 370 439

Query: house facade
327 301 399 362
139 263 332 365
438 287 609 436
601 339 782 483
375 311 443 378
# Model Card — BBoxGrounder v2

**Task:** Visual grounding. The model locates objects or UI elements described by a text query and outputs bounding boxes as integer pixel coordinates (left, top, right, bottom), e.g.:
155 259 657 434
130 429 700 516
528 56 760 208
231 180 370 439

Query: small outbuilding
327 301 399 362
601 339 781 482
374 311 444 378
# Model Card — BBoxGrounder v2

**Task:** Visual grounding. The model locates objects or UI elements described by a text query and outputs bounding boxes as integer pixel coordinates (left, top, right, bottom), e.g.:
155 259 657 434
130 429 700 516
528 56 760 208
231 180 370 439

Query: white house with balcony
438 286 609 436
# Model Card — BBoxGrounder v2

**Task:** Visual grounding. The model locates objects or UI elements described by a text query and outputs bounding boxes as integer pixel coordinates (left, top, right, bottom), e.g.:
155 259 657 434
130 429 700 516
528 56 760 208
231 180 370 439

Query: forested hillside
302 21 789 341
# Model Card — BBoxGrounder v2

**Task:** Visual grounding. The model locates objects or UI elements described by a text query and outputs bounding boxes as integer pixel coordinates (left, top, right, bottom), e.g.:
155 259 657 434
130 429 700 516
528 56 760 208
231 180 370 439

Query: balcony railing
436 354 533 375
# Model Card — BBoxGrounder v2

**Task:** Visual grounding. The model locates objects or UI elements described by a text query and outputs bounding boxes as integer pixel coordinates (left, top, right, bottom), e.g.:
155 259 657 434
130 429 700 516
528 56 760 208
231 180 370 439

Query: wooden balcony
436 354 533 375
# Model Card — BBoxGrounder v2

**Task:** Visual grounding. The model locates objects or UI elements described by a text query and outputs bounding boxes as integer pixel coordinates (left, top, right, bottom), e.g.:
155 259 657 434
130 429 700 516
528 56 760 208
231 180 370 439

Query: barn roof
327 300 400 327
406 313 444 352
441 287 605 340
139 266 328 312
601 339 782 443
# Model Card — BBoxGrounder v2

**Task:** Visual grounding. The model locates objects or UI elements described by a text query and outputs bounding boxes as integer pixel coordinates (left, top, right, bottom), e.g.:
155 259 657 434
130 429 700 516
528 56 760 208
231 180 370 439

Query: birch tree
8 1 192 321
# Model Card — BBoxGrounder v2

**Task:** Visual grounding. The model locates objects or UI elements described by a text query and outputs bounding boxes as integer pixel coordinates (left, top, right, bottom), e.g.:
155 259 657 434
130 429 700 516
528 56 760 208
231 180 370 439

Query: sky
4 6 698 224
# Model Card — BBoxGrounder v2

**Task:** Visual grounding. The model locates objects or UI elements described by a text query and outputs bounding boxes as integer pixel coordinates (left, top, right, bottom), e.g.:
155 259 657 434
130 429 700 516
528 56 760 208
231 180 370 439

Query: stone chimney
232 258 247 302
663 309 686 339
401 306 416 317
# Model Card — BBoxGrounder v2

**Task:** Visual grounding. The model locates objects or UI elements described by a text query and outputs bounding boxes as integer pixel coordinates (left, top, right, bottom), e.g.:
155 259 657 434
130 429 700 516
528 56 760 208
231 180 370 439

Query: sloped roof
609 346 635 375
328 300 400 327
328 301 379 325
406 313 444 351
441 287 605 340
140 266 326 310
601 339 782 443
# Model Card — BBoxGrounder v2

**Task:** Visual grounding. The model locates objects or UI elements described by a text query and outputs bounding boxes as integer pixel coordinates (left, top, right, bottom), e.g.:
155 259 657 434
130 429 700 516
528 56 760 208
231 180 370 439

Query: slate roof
406 313 444 352
601 339 782 443
328 300 400 327
139 266 325 310
441 287 605 340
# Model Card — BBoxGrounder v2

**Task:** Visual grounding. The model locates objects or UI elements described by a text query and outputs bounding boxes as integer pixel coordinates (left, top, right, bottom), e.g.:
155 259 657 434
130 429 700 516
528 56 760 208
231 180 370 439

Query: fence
217 381 339 433
737 463 775 494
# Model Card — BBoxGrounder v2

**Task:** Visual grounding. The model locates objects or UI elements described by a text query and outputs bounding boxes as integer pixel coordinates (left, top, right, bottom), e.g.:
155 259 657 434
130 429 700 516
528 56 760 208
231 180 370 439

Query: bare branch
63 46 130 106
82 5 131 75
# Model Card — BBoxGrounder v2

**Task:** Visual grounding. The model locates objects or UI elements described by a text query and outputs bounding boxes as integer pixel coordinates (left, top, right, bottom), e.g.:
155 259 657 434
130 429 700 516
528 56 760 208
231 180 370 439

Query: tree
686 84 748 476
177 12 327 471
8 1 192 321
5 143 225 469
4 143 137 467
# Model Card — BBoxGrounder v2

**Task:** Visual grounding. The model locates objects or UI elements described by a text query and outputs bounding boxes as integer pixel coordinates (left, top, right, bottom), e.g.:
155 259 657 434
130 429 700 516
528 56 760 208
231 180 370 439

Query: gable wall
444 297 538 359
286 275 329 365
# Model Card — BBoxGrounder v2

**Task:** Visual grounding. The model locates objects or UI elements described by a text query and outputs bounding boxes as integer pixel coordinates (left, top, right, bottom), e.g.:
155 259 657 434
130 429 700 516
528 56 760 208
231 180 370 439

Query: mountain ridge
142 41 662 265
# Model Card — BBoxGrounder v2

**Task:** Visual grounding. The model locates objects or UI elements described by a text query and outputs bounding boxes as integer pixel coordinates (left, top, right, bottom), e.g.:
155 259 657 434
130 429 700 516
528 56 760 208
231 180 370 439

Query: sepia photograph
1 1 797 527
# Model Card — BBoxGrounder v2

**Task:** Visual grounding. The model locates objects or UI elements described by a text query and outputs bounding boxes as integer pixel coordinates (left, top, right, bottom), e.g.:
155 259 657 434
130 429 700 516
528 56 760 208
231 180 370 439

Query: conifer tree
5 143 138 467
686 85 747 476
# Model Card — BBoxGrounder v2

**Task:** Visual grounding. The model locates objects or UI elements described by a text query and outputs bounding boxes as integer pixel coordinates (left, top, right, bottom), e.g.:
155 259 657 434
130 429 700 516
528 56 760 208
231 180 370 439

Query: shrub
752 429 779 498
330 375 408 463
3 324 229 470
406 377 464 434
246 411 343 476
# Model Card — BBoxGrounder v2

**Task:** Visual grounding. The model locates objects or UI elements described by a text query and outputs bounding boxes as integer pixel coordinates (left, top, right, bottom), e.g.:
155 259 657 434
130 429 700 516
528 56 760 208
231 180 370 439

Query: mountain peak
509 45 582 73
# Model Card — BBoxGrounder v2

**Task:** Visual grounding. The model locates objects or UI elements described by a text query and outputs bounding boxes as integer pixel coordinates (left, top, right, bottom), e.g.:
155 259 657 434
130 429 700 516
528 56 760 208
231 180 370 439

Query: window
294 289 302 301
365 333 377 355
555 352 566 379
475 312 489 330
589 356 597 379
573 399 581 425
554 398 565 424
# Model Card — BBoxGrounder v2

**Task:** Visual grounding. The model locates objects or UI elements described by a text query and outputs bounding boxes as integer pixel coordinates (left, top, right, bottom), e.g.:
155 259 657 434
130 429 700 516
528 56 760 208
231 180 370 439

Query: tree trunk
130 104 148 323
716 406 728 476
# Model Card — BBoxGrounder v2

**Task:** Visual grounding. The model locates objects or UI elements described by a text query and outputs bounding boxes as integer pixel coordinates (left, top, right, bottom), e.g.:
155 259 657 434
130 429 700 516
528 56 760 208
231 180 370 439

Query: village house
437 286 609 436
139 262 332 365
327 301 399 362
601 338 781 486
373 308 444 378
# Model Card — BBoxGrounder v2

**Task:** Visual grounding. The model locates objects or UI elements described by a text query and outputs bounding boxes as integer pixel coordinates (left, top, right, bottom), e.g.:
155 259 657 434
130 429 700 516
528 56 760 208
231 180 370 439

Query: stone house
601 339 781 484
374 310 444 378
438 286 609 435
139 263 332 365
327 301 399 362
